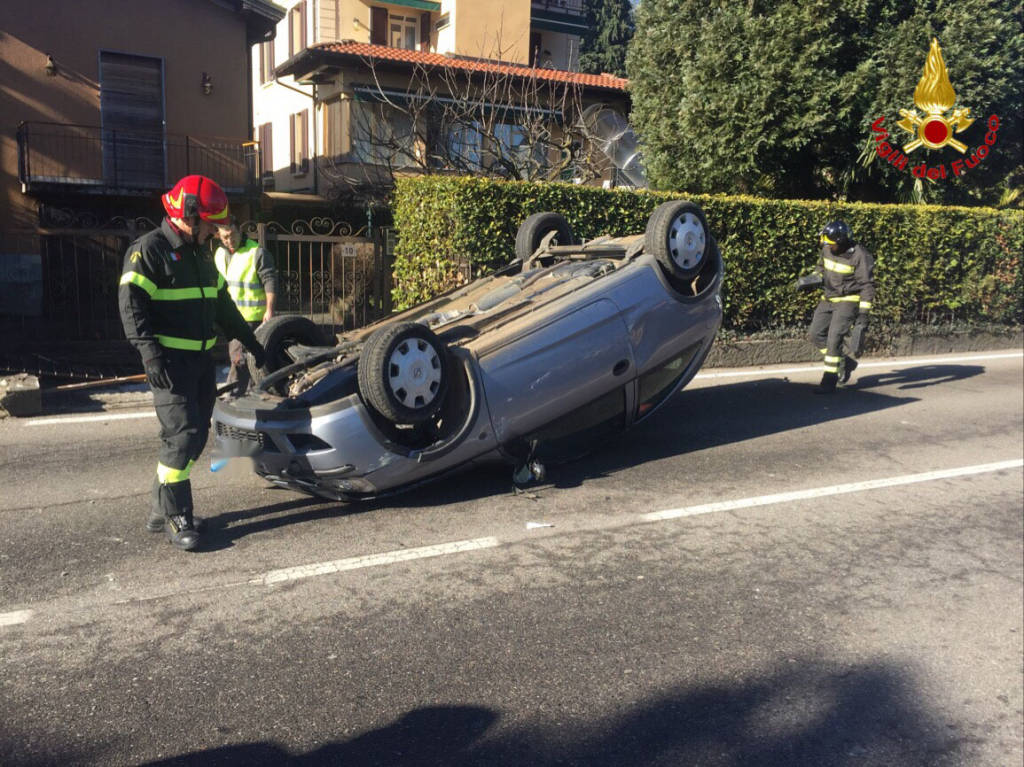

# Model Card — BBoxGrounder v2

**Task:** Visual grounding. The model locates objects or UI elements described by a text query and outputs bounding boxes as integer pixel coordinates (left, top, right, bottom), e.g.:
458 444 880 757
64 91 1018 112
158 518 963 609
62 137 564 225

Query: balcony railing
531 0 586 16
17 122 260 195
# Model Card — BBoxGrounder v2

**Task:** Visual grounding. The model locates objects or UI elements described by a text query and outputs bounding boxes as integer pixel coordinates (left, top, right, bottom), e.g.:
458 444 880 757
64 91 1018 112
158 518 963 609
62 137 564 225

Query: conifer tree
579 0 634 79
627 0 1022 205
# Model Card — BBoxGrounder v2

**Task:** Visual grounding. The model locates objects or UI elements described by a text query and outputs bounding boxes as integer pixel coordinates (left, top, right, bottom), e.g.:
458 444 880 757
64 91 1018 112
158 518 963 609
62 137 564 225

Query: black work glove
144 356 172 390
850 311 870 357
247 342 267 370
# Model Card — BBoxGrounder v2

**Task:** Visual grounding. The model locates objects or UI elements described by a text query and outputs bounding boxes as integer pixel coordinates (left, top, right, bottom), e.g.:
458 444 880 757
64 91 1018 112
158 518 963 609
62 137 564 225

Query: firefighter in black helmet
799 220 876 393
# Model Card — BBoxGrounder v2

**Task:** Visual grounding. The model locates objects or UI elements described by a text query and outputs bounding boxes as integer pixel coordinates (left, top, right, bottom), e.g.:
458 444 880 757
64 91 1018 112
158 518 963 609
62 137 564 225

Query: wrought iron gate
0 212 393 375
251 217 391 334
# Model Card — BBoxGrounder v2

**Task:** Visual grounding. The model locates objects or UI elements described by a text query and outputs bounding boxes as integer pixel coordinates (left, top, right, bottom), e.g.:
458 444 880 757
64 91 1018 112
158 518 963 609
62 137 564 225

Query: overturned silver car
211 200 723 500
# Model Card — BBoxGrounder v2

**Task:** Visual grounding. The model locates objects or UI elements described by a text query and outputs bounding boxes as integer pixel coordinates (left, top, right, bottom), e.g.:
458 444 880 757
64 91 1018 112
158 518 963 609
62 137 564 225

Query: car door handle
613 359 630 376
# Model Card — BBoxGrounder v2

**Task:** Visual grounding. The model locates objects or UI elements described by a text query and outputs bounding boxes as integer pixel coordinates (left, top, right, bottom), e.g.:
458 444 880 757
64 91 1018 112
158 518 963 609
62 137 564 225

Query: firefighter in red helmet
118 175 266 551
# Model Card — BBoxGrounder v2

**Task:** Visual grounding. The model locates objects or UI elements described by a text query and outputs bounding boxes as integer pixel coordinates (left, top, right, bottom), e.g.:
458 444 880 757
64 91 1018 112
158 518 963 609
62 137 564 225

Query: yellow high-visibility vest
215 239 267 322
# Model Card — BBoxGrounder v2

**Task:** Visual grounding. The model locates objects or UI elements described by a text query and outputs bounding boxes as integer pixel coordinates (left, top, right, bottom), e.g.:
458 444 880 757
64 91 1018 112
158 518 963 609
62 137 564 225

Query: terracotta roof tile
311 42 629 91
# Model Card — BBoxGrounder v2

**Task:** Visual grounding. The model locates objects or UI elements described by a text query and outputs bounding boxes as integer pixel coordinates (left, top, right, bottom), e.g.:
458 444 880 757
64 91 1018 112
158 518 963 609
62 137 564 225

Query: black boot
814 372 838 394
166 514 201 551
147 511 205 533
839 356 858 385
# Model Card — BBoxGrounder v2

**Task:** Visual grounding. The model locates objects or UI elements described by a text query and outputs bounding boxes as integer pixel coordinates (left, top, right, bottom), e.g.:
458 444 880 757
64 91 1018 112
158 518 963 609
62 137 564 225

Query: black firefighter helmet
820 220 853 252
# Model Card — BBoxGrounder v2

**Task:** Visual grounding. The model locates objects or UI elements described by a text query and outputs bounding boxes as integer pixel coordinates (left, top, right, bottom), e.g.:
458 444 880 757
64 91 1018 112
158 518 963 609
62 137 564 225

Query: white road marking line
0 610 33 626
643 459 1024 522
3 459 1021 619
252 537 501 586
694 351 1023 380
24 411 155 427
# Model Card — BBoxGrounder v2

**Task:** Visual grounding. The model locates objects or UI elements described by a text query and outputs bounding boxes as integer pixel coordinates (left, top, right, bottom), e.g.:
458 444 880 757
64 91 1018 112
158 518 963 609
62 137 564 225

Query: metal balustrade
17 122 260 195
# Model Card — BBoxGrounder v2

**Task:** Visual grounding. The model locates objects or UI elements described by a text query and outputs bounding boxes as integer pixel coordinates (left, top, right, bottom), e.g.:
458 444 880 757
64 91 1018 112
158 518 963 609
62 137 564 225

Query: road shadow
853 363 984 391
355 374 921 506
196 493 368 553
202 364 983 537
133 659 970 766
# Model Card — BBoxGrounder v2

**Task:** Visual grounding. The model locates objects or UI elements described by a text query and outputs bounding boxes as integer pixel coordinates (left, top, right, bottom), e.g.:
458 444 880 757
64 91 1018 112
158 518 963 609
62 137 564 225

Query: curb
705 329 1023 368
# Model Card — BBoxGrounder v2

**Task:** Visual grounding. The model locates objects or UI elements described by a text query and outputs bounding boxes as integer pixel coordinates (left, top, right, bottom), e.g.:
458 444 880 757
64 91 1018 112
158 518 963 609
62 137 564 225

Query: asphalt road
1 351 1021 767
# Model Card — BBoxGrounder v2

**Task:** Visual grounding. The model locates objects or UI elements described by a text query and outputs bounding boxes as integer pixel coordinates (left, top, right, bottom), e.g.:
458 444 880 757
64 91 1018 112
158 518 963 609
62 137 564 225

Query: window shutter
301 1 308 50
259 122 273 178
370 7 387 45
420 13 430 51
300 110 309 174
290 113 296 174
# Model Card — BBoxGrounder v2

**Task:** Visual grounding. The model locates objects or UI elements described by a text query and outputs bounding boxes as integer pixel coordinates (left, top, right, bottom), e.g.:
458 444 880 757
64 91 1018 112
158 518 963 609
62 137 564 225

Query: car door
478 297 635 447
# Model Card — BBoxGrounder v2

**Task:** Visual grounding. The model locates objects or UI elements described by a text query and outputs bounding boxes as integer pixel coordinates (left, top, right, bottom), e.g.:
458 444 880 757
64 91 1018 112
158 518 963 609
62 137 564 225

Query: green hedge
392 176 1024 330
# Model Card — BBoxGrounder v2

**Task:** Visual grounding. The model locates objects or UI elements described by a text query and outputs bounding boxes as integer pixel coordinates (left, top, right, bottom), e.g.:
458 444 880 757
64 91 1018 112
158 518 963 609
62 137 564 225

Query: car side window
527 387 627 463
636 342 702 420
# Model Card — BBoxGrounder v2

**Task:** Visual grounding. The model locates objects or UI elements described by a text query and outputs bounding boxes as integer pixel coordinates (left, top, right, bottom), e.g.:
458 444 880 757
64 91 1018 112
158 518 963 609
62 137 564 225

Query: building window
389 14 417 50
290 110 309 175
446 121 482 171
259 39 275 84
351 101 415 167
258 122 274 180
289 2 307 57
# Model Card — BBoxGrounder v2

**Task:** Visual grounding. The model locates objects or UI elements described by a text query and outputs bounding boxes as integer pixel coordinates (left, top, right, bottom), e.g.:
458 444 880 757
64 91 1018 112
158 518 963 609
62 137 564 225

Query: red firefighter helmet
162 175 229 223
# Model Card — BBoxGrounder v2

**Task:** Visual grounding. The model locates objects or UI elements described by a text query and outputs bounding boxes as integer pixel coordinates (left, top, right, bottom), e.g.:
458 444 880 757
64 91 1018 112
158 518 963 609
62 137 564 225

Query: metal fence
0 216 393 378
253 219 391 334
17 122 259 193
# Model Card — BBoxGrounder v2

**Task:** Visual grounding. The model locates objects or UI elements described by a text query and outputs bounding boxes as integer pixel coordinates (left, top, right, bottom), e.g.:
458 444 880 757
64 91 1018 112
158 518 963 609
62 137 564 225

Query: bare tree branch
317 45 609 203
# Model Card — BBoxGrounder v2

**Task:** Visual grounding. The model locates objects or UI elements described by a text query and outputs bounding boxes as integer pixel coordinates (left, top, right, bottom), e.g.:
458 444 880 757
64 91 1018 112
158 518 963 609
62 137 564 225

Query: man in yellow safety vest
214 216 278 390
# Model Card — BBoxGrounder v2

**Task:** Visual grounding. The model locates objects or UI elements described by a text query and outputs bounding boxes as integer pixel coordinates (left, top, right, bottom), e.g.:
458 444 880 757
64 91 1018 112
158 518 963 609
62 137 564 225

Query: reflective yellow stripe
819 348 828 355
157 459 194 484
859 301 872 310
829 295 861 303
152 286 219 301
156 334 218 351
824 364 839 373
217 273 226 289
824 355 842 364
120 271 157 296
823 258 855 275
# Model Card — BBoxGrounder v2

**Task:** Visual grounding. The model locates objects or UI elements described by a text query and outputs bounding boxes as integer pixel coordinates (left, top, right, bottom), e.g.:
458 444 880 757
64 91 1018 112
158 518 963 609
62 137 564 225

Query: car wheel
358 322 450 424
514 212 575 261
248 315 327 386
645 200 709 280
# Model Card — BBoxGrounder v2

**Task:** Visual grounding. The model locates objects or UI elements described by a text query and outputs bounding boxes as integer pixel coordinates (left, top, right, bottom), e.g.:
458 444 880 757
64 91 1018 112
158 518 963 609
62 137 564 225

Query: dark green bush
392 176 1023 330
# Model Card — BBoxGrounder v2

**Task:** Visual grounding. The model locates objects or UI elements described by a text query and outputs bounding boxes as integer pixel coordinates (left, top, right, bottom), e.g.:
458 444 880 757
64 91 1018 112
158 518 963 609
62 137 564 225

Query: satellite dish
580 104 648 188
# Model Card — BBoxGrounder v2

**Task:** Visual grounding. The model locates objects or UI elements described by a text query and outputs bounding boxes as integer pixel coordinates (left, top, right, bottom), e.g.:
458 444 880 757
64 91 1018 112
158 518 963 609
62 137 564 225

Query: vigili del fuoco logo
869 38 1000 182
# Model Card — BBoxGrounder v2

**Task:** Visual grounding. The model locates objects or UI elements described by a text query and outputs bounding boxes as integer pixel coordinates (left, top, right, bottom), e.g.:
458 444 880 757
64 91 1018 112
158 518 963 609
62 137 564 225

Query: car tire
514 212 575 261
358 322 450 424
645 200 710 280
248 315 327 386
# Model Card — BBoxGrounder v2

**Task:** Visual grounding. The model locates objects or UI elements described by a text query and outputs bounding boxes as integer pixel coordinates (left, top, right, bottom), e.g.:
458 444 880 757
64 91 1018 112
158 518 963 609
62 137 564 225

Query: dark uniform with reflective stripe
808 243 876 375
119 219 259 523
